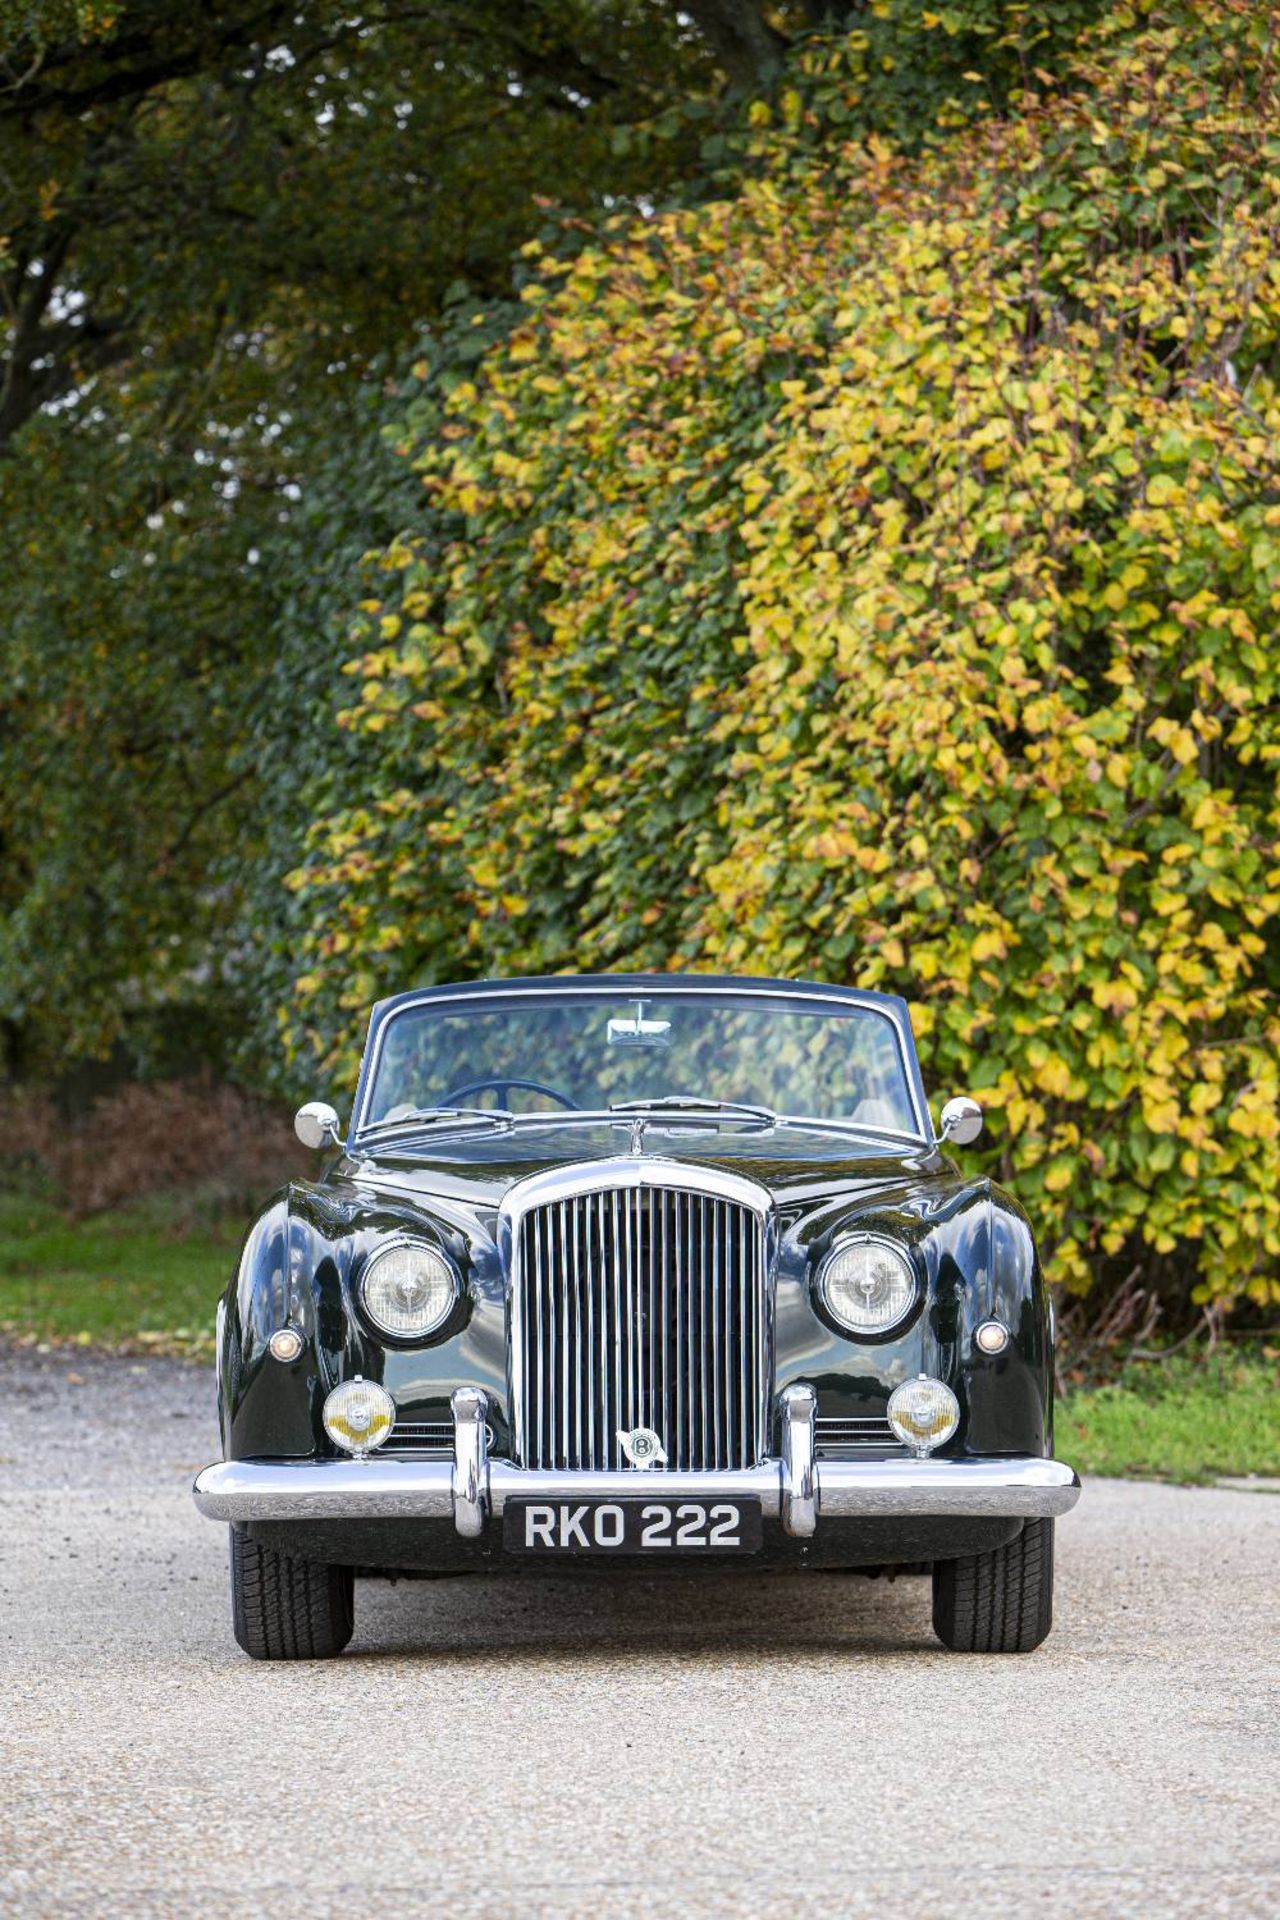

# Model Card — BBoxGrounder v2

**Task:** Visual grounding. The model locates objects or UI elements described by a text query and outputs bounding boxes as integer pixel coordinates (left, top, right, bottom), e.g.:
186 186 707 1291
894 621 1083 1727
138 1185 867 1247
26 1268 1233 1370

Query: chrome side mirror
938 1096 983 1147
294 1100 341 1150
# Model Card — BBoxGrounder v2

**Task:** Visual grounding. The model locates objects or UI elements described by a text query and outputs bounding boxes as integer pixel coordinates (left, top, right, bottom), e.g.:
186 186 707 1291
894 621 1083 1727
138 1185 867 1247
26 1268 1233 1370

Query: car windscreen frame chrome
349 977 931 1149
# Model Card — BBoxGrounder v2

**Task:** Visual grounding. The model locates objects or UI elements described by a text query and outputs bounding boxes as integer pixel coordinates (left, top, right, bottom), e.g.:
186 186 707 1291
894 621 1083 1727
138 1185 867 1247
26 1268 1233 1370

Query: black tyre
932 1518 1054 1653
230 1528 354 1660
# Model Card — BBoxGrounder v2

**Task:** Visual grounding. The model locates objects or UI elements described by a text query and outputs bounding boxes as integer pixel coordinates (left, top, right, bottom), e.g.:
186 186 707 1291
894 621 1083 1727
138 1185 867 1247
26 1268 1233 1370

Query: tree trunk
682 0 788 95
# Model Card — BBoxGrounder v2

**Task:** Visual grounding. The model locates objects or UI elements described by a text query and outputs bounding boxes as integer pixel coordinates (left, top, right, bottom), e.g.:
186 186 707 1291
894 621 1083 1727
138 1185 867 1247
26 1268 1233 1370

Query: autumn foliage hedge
287 1 1280 1315
11 1080 304 1218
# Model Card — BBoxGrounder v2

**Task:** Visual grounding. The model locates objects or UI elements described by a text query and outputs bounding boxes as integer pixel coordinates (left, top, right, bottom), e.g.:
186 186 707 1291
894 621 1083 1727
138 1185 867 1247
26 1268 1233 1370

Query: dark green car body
212 975 1058 1576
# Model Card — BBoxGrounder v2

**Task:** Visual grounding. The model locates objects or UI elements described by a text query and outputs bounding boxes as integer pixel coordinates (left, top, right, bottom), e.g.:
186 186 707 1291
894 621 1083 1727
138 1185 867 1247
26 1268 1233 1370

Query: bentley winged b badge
618 1426 668 1469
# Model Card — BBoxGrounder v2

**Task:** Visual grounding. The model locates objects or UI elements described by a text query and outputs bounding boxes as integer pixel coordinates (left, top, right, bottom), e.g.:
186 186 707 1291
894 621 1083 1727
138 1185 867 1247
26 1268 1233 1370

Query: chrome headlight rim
814 1230 922 1342
358 1234 462 1346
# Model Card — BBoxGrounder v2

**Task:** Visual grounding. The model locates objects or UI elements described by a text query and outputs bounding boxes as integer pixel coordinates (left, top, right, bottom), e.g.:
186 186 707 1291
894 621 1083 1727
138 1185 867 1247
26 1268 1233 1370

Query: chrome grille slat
674 1191 685 1465
756 1221 767 1459
615 1193 624 1456
663 1195 672 1447
383 1420 494 1458
711 1202 720 1458
814 1416 905 1457
688 1193 698 1462
560 1199 570 1469
533 1208 544 1468
625 1187 635 1439
585 1194 596 1466
513 1180 768 1472
740 1205 752 1459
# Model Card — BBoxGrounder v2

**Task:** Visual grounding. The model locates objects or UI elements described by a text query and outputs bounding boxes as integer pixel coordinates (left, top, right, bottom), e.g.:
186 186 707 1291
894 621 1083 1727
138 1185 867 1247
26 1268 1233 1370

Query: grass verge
1060 1352 1280 1484
0 1191 240 1358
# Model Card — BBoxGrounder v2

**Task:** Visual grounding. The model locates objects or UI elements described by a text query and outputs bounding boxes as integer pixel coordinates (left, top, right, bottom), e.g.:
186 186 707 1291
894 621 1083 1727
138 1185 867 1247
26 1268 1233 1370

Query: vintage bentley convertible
193 974 1080 1657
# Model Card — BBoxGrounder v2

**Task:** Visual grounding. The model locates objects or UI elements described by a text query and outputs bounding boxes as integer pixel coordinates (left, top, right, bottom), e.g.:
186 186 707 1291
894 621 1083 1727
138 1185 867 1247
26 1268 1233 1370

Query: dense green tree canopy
0 0 717 1070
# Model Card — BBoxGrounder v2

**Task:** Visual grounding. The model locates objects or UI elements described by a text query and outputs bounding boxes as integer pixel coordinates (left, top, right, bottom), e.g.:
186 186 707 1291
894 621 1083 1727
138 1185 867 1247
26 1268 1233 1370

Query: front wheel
931 1518 1054 1653
230 1528 354 1660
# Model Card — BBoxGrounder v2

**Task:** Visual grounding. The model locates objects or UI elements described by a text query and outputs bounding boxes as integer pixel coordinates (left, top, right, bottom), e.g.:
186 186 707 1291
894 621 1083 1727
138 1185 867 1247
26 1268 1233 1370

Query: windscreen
363 991 918 1134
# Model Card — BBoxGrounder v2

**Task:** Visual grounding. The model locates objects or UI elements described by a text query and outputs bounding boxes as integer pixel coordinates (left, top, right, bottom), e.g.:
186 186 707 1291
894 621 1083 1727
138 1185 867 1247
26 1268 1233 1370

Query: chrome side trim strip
192 1455 1080 1524
780 1382 817 1537
451 1386 489 1538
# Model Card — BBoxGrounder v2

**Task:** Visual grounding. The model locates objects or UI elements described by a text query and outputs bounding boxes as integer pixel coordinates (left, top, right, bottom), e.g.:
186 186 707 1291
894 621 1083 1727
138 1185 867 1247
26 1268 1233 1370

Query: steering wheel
442 1076 580 1111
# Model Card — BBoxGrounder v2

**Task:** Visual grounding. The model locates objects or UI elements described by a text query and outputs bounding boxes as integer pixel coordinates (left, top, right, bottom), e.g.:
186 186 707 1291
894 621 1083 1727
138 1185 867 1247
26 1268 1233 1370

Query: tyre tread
932 1518 1054 1653
230 1529 354 1660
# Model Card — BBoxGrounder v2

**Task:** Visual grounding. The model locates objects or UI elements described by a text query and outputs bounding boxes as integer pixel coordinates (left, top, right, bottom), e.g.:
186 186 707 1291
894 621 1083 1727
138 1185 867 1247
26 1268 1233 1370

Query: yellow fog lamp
887 1375 960 1458
323 1377 395 1458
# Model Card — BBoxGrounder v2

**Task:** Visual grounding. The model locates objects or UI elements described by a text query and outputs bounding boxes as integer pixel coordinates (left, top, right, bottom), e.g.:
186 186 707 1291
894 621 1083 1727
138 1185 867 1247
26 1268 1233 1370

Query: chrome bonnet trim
192 1455 1081 1525
499 1155 774 1222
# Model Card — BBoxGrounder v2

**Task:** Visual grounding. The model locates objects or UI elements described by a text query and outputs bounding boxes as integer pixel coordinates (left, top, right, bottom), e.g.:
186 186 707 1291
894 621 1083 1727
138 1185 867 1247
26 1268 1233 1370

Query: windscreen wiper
774 1114 918 1144
356 1106 515 1140
609 1096 778 1127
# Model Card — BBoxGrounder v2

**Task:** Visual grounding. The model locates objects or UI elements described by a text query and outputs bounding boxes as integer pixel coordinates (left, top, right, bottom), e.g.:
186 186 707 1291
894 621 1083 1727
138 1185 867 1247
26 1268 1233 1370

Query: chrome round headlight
817 1234 917 1336
360 1240 459 1341
323 1377 395 1455
887 1375 960 1455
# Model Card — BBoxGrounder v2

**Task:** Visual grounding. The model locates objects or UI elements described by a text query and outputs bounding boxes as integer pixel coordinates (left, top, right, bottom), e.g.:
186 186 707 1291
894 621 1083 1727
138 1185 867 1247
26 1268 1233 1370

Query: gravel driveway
2 1346 1277 1918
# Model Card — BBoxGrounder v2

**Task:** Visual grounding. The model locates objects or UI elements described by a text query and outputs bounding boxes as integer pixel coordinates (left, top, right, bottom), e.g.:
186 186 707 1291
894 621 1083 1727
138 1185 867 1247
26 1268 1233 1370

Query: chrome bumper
195 1383 1079 1535
194 1450 1080 1533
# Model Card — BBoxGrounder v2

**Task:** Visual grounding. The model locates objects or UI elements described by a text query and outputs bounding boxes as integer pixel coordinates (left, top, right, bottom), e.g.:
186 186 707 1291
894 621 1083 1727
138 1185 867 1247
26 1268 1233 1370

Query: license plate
504 1497 762 1555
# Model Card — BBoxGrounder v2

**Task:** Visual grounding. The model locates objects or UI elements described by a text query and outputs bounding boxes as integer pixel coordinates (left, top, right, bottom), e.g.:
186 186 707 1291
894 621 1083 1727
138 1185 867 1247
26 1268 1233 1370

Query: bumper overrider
193 1384 1081 1539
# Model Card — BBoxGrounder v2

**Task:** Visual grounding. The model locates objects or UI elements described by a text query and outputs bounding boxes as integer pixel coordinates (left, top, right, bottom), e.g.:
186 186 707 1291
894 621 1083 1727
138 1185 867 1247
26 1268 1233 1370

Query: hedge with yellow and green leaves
288 0 1280 1312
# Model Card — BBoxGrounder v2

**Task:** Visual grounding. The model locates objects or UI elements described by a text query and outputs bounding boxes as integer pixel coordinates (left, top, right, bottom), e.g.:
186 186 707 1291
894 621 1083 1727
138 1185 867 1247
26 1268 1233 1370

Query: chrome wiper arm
774 1114 918 1143
356 1106 515 1140
609 1096 778 1126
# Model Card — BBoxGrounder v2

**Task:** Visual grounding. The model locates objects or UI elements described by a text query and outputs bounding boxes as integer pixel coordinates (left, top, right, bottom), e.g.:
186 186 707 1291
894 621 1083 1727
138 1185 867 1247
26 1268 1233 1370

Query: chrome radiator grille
511 1184 769 1471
